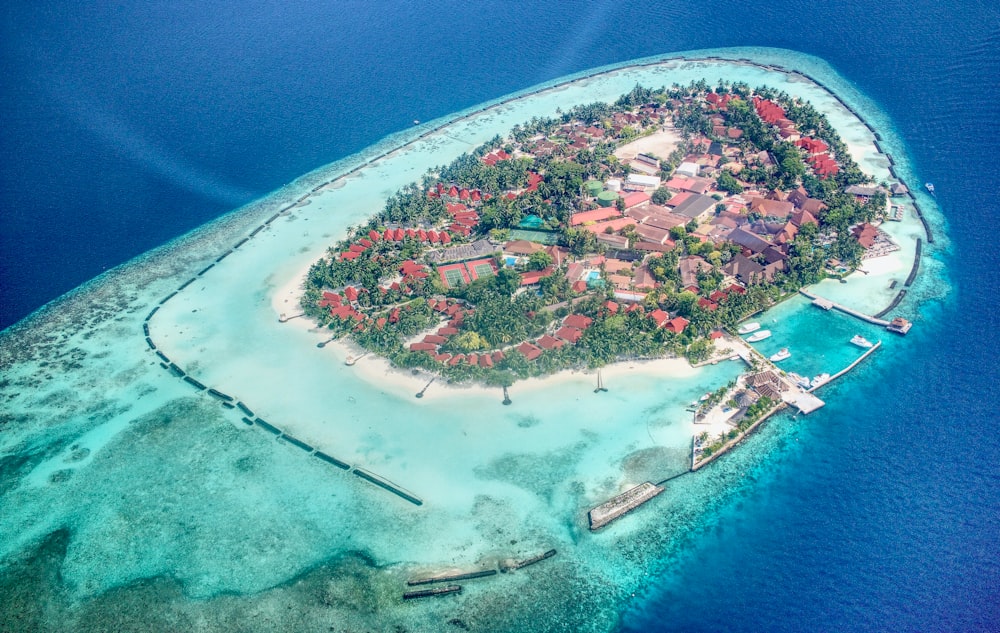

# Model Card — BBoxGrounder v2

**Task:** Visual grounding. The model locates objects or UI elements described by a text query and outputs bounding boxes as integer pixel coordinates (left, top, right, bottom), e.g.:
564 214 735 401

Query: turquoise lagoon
0 48 946 631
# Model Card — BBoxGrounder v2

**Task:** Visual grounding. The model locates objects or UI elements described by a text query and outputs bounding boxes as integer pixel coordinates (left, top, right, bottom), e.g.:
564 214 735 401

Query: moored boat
850 334 874 348
925 182 935 195
738 322 761 334
812 373 831 387
788 372 811 389
769 348 791 362
746 329 772 343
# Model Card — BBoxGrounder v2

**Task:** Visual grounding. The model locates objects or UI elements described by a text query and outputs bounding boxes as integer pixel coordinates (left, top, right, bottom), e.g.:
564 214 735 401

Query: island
3 53 937 633
297 80 916 484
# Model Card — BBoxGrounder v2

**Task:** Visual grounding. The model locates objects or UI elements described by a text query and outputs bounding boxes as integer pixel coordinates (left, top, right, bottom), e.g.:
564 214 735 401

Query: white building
675 161 701 178
625 173 661 191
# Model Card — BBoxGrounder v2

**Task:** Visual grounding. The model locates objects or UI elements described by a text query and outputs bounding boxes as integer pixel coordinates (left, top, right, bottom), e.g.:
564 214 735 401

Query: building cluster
311 86 906 367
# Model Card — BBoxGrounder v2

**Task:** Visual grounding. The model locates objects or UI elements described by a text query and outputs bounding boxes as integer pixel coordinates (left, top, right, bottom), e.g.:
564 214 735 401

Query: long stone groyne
140 300 423 506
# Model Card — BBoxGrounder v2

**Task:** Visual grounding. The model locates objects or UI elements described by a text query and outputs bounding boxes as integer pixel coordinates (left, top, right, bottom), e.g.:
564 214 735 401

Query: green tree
527 251 553 271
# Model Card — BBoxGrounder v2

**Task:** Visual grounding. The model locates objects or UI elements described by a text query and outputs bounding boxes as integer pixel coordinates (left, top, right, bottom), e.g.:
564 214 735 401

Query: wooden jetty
799 289 891 326
588 482 663 530
594 370 608 393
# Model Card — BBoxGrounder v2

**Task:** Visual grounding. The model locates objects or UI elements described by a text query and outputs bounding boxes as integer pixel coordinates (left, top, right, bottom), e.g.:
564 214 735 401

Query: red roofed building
570 207 621 226
358 238 372 248
726 284 747 295
698 297 719 311
410 342 437 352
665 316 690 334
563 314 593 330
537 335 565 350
516 341 543 361
349 244 366 253
423 335 447 345
466 353 478 366
753 97 787 125
603 300 619 315
852 223 879 248
479 354 493 368
343 286 359 302
319 292 342 307
572 280 588 293
649 309 669 328
449 354 466 366
520 267 554 286
554 326 583 343
710 330 724 340
621 191 651 209
795 137 829 155
368 230 381 241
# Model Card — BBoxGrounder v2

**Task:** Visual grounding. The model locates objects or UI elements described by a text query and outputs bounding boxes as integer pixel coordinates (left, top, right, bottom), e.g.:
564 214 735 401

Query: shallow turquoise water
0 48 951 632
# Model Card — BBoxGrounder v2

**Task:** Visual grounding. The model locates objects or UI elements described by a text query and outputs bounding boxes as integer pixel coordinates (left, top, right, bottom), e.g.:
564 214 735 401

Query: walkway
799 289 891 326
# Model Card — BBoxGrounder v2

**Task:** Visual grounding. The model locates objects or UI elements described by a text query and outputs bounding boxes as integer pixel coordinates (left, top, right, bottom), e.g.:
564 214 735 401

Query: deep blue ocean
2 1 998 630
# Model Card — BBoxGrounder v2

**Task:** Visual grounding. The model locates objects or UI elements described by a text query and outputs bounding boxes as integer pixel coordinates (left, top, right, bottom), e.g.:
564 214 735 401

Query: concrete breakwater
353 468 423 506
588 482 664 530
403 585 461 600
407 569 498 586
808 341 881 394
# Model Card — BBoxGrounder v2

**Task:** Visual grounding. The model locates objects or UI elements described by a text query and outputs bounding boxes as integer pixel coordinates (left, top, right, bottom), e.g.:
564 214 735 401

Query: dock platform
783 390 825 414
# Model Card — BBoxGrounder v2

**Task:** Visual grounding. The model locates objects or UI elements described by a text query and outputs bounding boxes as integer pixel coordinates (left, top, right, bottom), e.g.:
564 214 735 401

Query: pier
588 482 663 530
799 289 890 326
808 341 882 393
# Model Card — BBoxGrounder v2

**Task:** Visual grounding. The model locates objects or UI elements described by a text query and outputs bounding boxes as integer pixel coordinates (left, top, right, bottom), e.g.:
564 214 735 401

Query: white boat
738 322 761 334
850 334 874 348
812 373 831 387
769 348 791 362
746 329 772 343
788 372 811 389
925 182 935 195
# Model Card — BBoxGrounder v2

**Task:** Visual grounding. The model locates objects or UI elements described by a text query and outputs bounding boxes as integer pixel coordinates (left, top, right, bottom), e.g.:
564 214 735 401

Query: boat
788 372 811 389
746 329 772 343
925 182 935 195
769 348 791 362
738 322 761 334
812 373 831 387
850 334 874 348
